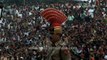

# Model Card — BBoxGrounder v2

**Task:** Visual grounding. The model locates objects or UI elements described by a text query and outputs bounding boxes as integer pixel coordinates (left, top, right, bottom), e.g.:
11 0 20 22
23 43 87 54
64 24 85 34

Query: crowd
0 1 107 60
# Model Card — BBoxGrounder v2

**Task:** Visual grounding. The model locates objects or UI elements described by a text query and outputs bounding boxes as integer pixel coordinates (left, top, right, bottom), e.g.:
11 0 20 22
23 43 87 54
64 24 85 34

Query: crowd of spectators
0 2 107 60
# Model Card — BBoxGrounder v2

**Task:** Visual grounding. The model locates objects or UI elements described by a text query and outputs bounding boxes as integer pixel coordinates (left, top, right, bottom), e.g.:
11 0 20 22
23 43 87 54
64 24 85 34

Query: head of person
50 26 62 44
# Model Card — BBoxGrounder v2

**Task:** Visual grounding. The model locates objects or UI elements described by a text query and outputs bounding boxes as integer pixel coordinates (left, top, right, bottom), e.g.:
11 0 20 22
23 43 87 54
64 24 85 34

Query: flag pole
0 2 3 20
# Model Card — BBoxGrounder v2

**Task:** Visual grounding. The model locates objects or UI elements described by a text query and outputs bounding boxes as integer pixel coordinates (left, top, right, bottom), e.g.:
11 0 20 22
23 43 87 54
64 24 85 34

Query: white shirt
104 55 107 60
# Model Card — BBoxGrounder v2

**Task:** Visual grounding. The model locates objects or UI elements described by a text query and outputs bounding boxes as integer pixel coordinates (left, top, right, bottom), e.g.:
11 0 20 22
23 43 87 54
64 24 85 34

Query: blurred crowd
0 2 107 60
